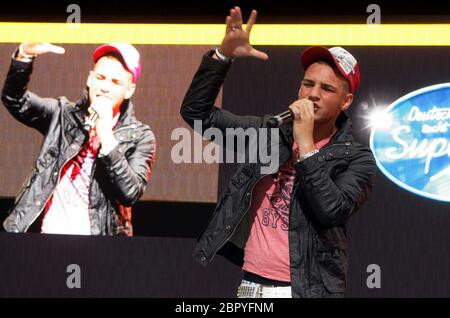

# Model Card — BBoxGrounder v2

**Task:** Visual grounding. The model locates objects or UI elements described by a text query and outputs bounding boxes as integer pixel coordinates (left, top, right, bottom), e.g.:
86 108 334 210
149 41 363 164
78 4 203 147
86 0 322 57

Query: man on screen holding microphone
2 42 156 236
181 7 377 297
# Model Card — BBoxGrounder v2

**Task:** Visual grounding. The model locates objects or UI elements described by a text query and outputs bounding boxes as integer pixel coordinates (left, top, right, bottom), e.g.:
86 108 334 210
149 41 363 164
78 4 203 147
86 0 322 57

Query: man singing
2 42 156 236
181 7 376 297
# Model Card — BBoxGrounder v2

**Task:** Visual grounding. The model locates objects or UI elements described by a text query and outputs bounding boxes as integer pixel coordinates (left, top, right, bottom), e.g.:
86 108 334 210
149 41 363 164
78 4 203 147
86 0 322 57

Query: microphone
267 110 294 128
83 108 99 131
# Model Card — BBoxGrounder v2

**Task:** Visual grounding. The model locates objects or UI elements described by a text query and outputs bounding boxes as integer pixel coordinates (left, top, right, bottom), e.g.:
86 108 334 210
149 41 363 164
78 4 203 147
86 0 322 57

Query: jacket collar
330 111 354 143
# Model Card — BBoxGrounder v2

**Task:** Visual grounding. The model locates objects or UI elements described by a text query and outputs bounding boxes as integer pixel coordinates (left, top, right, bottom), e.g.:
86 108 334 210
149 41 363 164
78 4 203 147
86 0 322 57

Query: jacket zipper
207 144 291 262
319 141 352 152
24 124 137 232
87 160 97 234
207 173 267 263
112 124 136 134
24 144 84 232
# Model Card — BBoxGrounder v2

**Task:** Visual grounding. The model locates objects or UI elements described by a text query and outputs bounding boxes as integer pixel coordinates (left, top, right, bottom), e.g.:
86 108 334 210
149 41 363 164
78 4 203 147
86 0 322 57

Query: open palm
220 7 268 60
21 42 65 56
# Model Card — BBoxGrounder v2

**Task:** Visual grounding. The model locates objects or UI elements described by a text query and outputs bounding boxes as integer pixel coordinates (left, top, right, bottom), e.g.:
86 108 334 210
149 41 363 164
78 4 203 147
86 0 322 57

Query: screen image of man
2 42 156 236
181 7 377 297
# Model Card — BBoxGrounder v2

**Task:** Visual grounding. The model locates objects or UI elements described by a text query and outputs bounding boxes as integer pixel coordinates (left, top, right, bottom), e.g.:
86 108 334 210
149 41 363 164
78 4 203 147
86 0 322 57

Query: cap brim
92 44 138 82
93 45 122 63
300 46 358 93
300 46 336 70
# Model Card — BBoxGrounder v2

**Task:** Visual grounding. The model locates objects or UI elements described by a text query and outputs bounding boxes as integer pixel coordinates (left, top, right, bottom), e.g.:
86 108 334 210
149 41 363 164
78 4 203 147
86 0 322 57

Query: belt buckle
237 281 263 298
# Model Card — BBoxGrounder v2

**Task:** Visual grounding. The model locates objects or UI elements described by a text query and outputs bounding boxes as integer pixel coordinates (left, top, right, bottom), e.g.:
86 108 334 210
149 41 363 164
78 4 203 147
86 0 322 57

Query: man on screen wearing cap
181 7 376 297
2 42 156 236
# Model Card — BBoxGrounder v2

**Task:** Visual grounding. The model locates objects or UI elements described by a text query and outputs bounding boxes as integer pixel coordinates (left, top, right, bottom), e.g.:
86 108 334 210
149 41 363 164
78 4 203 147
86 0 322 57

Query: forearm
101 148 147 205
99 133 155 206
2 57 33 105
2 56 58 133
295 150 376 227
180 51 232 128
299 166 351 227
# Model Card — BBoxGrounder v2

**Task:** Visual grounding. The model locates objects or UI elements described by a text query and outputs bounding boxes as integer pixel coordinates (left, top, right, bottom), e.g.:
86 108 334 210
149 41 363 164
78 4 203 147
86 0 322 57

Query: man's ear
341 93 354 111
86 71 93 89
124 83 136 100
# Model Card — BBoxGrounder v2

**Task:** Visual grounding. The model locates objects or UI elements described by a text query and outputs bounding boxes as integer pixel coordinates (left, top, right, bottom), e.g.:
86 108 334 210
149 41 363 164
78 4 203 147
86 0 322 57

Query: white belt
237 280 292 298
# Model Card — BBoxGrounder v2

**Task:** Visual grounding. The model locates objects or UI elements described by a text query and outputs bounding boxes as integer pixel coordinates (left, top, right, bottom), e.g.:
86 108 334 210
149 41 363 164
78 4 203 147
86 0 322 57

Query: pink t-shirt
242 136 332 282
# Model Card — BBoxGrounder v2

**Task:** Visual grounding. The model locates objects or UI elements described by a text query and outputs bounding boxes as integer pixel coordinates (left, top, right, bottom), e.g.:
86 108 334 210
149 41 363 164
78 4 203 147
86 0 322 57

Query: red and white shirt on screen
41 131 101 235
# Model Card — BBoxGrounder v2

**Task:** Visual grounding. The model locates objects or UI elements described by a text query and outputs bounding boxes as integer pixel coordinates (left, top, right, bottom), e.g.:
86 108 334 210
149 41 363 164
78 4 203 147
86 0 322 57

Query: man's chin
95 95 112 101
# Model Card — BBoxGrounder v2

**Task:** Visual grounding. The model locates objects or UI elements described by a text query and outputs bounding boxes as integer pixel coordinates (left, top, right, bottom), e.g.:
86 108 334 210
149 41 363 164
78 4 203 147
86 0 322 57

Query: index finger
246 10 258 32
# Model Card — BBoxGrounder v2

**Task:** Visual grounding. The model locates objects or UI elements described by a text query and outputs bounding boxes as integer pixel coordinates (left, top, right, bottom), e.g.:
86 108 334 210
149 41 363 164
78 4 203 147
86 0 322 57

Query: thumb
251 48 269 61
42 43 65 54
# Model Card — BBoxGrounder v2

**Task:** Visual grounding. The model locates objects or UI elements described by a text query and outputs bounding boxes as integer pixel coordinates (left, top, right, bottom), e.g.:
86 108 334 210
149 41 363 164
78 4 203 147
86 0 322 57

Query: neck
313 122 337 143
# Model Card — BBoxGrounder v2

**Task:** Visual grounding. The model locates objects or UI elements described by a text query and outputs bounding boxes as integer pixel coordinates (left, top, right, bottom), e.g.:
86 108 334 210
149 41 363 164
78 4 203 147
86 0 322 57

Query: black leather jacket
2 58 156 236
181 52 377 297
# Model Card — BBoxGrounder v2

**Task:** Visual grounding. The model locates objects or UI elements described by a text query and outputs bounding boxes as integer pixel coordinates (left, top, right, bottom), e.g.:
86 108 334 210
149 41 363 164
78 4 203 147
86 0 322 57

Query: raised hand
219 7 268 60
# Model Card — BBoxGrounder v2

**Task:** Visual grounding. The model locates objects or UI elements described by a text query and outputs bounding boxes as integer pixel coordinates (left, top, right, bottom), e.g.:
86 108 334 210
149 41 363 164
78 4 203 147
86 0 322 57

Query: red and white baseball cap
93 43 142 83
300 46 360 93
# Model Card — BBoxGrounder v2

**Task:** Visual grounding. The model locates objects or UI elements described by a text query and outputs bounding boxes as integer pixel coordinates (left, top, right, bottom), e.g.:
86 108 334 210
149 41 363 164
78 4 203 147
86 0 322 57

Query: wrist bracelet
18 44 37 60
297 149 319 163
214 47 233 62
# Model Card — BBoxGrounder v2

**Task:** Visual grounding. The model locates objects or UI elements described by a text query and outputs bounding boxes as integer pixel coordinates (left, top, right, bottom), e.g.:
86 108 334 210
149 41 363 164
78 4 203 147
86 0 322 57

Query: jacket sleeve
295 144 377 228
180 51 264 133
99 126 156 207
1 57 58 135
